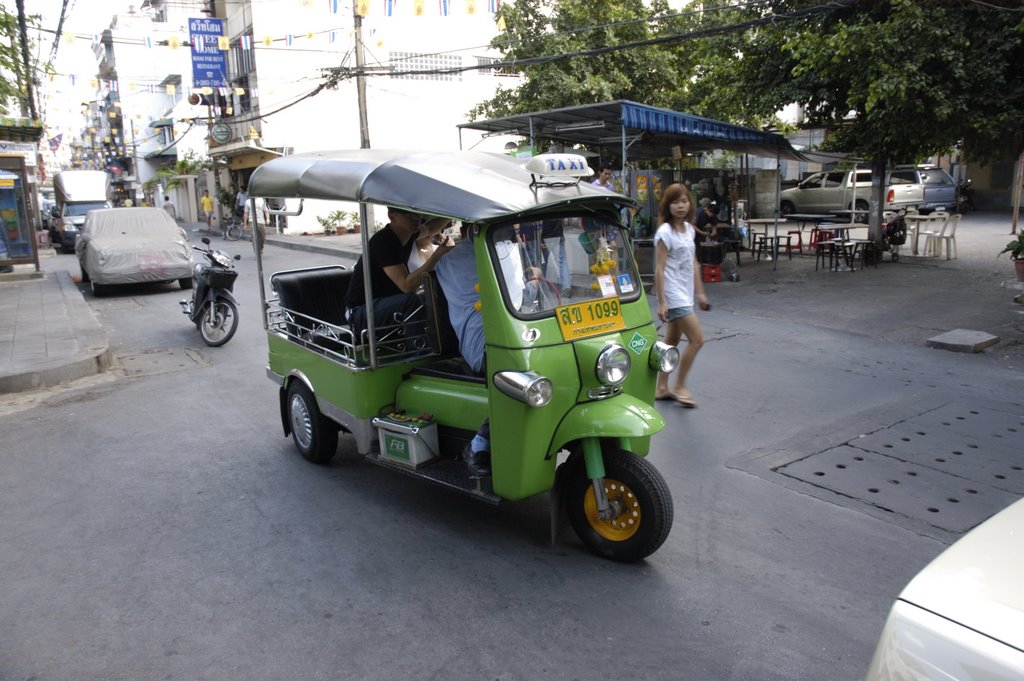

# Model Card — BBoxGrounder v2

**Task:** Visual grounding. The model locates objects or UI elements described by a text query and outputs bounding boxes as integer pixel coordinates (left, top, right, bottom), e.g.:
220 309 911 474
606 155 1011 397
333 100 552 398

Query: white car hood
900 498 1024 652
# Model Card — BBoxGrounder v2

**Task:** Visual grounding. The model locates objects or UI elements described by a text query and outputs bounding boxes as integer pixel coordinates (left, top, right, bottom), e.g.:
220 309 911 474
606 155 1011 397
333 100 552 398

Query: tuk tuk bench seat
270 266 357 361
269 266 459 369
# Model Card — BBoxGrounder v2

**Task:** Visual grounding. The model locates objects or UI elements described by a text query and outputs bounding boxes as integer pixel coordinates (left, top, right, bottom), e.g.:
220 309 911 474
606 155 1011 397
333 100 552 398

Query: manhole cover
736 399 1024 537
777 446 1019 533
853 406 1024 494
118 347 209 377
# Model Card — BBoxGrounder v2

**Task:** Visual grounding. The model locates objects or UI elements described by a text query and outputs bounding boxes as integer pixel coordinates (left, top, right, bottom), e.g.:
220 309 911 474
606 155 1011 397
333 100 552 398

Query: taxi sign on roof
524 154 593 178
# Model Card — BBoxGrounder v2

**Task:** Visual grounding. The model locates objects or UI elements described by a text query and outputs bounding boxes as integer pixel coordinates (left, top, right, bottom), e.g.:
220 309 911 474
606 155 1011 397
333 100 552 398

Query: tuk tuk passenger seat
270 266 353 356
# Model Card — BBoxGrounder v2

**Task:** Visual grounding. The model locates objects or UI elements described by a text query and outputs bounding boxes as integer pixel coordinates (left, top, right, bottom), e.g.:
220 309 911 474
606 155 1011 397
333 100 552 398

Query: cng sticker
628 331 648 355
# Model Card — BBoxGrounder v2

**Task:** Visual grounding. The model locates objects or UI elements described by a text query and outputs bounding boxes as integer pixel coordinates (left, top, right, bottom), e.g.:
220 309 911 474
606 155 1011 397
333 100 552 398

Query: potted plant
315 210 361 235
997 232 1024 282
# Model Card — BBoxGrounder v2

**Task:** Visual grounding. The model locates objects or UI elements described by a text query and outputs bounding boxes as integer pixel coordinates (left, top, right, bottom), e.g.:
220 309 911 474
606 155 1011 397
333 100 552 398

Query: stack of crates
701 263 722 283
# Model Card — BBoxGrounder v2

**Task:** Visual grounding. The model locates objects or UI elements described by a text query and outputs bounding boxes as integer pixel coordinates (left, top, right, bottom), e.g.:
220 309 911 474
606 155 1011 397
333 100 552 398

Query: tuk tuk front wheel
563 448 674 563
286 381 338 465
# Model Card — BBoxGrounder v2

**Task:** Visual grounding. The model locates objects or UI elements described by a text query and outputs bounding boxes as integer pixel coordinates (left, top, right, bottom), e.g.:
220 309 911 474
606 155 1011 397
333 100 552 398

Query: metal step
364 454 501 504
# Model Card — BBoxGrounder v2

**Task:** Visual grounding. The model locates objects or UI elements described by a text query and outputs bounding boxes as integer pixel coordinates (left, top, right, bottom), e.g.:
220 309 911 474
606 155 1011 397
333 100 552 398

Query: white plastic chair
925 213 959 259
919 212 950 257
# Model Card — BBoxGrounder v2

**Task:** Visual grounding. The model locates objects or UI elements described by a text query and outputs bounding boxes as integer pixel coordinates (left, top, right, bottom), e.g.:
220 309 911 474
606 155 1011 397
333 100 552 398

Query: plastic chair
753 234 782 262
786 230 803 255
925 213 959 259
777 233 794 260
715 226 742 267
919 213 950 257
814 240 835 271
809 225 837 248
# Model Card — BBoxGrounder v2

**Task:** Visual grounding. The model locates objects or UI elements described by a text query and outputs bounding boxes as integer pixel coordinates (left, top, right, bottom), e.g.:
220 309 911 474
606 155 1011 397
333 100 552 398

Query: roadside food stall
458 100 805 278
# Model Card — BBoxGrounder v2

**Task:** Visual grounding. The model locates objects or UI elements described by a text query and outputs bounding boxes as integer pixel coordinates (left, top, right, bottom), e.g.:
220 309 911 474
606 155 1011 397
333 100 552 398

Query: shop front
1 118 45 272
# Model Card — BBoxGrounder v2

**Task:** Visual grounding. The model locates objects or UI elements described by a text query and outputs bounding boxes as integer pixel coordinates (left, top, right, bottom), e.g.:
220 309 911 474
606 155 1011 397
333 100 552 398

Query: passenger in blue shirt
433 223 490 476
433 224 485 374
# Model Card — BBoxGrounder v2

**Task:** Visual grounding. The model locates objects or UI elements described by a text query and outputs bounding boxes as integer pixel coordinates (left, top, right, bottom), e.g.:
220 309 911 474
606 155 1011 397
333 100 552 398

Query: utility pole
15 0 38 120
206 103 223 230
1012 150 1023 236
353 5 370 149
129 119 140 204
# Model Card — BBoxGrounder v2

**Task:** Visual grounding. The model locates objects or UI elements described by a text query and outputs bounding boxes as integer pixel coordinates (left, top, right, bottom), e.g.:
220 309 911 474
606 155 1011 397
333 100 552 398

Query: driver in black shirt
345 207 452 343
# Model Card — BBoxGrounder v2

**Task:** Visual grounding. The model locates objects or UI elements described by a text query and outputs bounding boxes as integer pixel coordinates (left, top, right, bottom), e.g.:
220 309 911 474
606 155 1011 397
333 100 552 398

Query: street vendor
694 198 721 241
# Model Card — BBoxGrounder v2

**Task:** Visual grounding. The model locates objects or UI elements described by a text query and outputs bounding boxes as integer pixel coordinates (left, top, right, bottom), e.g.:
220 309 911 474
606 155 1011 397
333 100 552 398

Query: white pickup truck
779 167 956 215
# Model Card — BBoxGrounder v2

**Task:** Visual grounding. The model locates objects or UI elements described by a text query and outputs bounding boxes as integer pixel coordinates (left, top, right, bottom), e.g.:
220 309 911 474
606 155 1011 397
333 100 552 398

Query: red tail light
886 189 894 203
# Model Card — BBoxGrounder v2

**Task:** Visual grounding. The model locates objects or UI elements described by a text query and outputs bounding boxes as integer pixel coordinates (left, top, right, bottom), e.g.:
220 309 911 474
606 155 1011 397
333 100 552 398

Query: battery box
372 413 439 469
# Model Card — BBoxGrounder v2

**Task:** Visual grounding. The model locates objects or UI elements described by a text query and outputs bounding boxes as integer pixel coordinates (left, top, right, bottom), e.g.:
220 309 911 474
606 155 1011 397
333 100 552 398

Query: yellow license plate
556 298 626 341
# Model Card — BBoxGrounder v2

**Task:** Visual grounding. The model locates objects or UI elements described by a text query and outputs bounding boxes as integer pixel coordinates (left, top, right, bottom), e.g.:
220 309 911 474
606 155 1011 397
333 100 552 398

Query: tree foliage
155 150 211 189
0 4 46 117
0 6 26 114
474 0 1024 164
469 0 687 120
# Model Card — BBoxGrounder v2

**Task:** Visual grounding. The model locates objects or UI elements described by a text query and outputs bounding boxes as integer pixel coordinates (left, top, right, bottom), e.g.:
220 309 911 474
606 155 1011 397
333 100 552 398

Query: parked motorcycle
180 237 241 346
956 178 975 213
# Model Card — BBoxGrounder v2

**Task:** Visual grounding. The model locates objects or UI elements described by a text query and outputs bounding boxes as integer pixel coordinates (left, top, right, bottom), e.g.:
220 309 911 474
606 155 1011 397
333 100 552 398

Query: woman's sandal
654 391 674 401
673 391 697 409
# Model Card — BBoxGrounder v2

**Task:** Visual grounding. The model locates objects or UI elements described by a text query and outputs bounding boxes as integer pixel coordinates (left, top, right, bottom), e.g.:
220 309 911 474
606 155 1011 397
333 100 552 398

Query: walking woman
654 183 709 408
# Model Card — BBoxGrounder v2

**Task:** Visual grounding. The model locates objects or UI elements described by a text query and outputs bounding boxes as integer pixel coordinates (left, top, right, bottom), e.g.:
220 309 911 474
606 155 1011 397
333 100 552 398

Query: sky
29 0 132 157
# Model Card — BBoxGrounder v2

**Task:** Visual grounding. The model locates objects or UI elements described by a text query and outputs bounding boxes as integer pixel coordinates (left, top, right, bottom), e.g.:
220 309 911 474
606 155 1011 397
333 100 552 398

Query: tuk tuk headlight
494 371 553 408
595 344 630 386
650 341 680 373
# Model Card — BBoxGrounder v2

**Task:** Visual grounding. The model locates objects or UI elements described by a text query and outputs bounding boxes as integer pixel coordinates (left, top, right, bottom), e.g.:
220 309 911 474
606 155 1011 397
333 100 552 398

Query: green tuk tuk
249 149 680 562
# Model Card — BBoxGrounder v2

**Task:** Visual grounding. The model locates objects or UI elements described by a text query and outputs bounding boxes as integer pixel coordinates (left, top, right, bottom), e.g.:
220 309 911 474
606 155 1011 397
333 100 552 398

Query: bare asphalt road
1 214 1021 681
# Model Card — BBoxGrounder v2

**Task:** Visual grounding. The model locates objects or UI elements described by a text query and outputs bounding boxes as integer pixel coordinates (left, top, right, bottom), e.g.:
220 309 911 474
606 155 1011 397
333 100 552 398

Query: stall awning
0 117 44 143
459 100 802 161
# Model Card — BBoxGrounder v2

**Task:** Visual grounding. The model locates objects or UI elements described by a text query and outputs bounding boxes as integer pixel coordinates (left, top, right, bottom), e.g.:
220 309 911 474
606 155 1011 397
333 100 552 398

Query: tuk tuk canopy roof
459 100 803 161
247 149 633 223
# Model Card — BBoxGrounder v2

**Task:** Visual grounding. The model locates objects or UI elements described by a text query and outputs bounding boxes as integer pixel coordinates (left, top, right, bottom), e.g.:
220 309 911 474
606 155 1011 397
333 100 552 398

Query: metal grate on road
777 445 1020 533
775 403 1024 533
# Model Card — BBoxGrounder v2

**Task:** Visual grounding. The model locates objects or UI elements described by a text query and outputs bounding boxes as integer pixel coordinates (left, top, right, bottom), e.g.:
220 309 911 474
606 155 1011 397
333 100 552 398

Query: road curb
0 271 113 394
264 235 360 260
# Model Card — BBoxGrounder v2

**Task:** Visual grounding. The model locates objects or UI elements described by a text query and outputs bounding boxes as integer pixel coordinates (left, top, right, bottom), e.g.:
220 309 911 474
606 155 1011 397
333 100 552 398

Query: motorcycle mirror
202 237 211 245
234 254 241 261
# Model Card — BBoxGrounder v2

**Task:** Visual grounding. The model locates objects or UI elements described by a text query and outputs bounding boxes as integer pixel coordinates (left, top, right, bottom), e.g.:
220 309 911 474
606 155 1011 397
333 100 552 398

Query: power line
174 0 859 128
329 0 859 81
963 0 1024 10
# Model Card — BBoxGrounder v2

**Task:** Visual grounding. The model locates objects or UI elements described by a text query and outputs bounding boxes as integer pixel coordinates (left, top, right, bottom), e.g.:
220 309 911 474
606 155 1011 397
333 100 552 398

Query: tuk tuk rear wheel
286 381 338 465
563 447 673 563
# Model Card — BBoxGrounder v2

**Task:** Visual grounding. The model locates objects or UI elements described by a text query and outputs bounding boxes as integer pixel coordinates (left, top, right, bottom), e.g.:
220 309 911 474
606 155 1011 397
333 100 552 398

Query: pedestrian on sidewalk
162 196 177 220
654 182 709 409
201 189 214 231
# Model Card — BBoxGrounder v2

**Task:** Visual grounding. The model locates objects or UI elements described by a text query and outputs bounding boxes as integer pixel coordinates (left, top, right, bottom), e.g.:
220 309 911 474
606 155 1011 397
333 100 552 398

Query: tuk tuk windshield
491 215 642 318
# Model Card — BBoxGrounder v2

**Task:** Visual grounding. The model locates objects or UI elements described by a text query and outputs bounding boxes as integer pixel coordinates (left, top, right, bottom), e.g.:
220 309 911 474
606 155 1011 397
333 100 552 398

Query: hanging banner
189 17 228 87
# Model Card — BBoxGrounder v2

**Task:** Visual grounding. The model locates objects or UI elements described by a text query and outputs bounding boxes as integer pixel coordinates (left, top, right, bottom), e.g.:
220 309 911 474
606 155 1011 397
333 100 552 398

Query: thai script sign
189 17 227 88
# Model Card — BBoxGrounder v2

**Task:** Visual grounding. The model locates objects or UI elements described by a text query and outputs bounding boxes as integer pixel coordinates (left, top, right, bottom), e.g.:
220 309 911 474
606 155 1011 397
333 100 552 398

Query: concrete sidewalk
2 213 1021 394
0 268 112 393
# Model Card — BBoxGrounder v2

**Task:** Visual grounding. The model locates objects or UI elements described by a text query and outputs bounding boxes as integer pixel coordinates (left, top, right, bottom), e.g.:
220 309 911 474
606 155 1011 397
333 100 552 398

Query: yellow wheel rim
584 478 641 541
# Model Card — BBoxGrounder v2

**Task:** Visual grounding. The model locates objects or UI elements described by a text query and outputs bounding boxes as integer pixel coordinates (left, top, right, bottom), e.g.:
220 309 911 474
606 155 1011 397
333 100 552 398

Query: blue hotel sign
189 17 227 88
